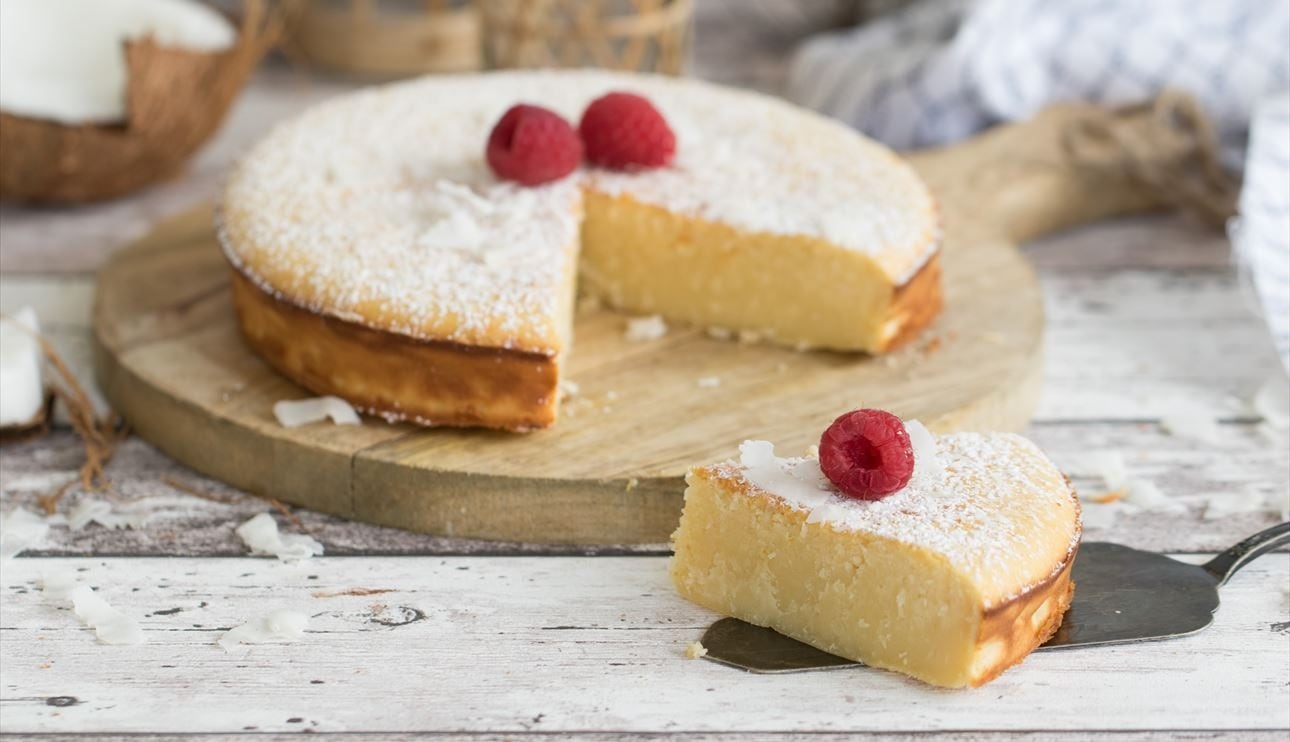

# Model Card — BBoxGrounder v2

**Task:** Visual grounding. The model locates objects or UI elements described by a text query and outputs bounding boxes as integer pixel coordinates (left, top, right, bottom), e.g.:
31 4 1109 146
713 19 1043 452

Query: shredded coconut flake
1253 373 1289 430
42 575 147 645
0 508 49 560
273 396 361 428
696 376 721 388
218 609 309 653
235 513 323 562
1203 492 1270 520
904 419 942 488
1121 478 1187 513
625 315 668 342
1160 406 1224 445
1059 450 1129 491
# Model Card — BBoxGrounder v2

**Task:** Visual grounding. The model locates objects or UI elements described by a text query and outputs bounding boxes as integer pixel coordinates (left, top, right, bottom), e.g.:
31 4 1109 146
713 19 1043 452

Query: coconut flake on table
1160 404 1224 445
1253 373 1290 431
0 307 44 429
273 396 361 428
218 609 309 653
0 508 50 560
696 376 721 388
0 0 235 124
1058 450 1187 518
235 512 323 562
1202 492 1271 520
41 572 146 645
67 498 150 531
1059 450 1130 490
624 315 668 342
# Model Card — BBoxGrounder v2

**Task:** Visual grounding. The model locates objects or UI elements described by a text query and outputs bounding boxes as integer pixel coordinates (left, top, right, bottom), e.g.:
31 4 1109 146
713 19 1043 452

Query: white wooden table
2 14 1289 738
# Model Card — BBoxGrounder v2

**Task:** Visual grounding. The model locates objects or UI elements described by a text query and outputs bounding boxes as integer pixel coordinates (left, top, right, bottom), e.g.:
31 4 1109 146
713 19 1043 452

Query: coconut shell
0 0 277 203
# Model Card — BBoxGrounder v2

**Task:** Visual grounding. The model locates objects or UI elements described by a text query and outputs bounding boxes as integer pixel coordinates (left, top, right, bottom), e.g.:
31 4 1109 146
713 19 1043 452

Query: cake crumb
625 315 667 342
684 640 708 660
697 376 721 388
804 443 819 459
1092 490 1125 504
605 390 619 401
558 380 580 401
737 328 763 344
625 477 639 491
706 326 732 340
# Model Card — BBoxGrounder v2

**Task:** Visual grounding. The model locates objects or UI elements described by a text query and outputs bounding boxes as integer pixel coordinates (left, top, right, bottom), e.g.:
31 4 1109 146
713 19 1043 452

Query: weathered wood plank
2 417 1285 557
1 556 1286 736
17 733 1290 741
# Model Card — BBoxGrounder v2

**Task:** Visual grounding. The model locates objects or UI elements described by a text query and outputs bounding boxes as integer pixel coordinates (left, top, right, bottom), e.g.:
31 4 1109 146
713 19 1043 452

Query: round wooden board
94 106 1161 545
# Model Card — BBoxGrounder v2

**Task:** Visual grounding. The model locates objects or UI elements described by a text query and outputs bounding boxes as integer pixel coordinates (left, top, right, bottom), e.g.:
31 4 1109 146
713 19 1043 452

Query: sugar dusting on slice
721 431 1080 604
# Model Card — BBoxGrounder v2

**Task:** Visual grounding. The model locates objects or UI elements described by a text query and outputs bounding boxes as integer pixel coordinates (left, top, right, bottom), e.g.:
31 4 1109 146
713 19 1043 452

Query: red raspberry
578 92 676 170
486 104 583 186
818 409 915 500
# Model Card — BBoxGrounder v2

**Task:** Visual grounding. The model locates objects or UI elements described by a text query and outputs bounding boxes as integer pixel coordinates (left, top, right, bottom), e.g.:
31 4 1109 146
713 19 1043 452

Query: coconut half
0 0 277 202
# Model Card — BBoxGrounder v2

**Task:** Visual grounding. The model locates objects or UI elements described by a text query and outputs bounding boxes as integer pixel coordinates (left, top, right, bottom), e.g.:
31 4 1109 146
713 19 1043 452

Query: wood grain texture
1 555 1286 736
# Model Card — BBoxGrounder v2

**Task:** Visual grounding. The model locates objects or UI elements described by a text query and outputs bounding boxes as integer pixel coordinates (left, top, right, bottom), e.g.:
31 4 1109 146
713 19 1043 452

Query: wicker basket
279 0 482 78
479 0 692 75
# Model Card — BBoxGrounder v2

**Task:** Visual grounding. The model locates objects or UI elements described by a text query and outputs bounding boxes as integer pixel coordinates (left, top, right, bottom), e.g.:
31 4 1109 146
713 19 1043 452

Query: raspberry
579 92 676 170
818 409 915 500
486 104 583 186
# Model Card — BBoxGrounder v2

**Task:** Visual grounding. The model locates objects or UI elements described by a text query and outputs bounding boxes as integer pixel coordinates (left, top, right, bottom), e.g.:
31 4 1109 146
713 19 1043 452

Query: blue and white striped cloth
788 0 1290 371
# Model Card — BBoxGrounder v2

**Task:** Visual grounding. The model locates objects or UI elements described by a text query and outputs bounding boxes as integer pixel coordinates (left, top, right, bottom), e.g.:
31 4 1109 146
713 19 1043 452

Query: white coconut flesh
0 307 44 429
0 0 235 124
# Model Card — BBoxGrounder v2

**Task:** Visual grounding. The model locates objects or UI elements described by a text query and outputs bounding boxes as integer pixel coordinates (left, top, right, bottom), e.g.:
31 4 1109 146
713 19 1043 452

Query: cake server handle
1200 521 1290 587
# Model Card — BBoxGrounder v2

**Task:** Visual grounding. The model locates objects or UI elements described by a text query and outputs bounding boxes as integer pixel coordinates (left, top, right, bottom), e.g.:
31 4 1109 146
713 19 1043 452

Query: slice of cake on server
670 408 1081 688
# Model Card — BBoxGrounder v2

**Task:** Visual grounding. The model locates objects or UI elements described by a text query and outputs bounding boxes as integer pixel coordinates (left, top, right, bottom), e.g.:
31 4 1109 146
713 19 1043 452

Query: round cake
218 70 942 431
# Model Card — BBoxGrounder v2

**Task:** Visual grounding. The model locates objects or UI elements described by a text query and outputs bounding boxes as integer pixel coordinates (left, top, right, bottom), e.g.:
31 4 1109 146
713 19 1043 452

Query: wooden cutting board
93 104 1164 544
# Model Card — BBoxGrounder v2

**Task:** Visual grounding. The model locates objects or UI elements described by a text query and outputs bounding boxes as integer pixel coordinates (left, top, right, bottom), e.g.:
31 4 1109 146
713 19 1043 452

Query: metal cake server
699 522 1290 673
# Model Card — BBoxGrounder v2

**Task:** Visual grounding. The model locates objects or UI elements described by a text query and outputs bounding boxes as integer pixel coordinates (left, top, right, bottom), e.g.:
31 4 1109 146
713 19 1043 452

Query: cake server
698 522 1290 673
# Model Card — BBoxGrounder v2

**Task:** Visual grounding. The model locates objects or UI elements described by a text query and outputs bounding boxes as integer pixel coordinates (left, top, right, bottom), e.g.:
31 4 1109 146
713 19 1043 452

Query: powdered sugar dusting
219 70 937 352
718 432 1081 605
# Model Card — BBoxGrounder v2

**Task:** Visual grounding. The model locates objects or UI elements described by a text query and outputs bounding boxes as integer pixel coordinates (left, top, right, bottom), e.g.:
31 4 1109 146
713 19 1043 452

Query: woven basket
479 0 692 75
279 0 482 78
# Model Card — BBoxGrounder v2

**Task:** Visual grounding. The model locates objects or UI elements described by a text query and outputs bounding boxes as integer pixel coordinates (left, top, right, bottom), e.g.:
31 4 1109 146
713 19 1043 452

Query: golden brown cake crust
972 547 1077 686
882 252 944 351
227 246 941 431
230 269 559 431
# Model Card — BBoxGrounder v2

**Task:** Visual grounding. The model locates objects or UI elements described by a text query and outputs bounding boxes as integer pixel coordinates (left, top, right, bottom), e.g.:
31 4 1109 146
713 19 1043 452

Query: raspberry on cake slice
670 410 1081 688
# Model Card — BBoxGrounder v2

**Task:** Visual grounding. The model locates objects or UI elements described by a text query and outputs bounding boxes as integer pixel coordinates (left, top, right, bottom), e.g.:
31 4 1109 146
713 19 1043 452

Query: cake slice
670 422 1081 688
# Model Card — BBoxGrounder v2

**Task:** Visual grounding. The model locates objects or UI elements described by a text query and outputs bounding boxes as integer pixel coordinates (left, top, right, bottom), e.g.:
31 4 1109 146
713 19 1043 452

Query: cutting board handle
1202 521 1290 586
907 91 1238 246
